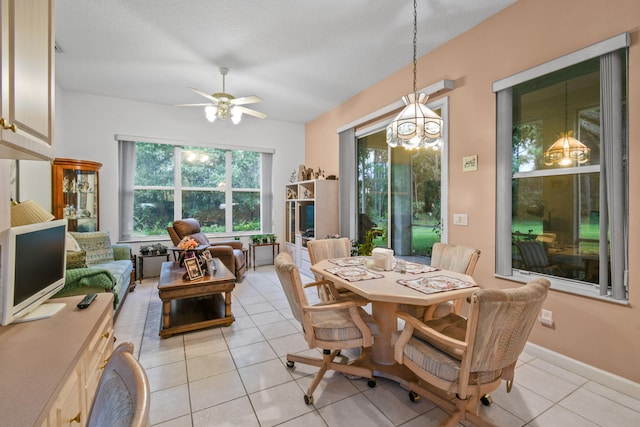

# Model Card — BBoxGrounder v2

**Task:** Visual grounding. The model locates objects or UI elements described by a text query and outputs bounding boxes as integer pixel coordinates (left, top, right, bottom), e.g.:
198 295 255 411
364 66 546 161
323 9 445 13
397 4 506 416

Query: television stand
13 302 66 323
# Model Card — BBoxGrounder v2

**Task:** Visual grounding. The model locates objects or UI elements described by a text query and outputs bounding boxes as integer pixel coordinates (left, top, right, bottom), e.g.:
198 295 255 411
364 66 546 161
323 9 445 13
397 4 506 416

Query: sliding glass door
357 109 445 258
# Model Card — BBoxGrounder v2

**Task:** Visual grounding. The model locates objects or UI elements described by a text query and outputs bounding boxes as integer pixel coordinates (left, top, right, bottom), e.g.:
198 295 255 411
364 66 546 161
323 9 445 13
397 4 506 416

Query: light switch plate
453 213 468 226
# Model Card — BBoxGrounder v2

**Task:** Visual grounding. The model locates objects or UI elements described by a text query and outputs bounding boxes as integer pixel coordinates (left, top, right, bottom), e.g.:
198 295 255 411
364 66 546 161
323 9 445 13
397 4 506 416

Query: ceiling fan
176 67 267 124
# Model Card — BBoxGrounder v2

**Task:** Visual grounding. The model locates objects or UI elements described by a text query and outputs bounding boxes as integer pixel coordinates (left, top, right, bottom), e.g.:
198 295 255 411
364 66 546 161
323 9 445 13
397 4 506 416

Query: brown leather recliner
167 218 246 282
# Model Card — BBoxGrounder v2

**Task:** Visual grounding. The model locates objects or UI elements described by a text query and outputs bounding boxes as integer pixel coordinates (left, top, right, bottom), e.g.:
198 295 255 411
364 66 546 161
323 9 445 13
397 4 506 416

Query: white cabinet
0 0 55 160
285 179 339 276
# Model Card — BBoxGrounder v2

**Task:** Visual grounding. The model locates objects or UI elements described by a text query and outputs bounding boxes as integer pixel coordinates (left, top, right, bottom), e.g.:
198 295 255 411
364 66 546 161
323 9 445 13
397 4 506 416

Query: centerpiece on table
177 236 198 266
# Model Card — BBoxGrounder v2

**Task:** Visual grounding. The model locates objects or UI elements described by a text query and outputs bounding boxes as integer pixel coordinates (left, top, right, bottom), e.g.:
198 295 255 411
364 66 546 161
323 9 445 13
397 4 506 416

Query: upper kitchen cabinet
0 0 55 160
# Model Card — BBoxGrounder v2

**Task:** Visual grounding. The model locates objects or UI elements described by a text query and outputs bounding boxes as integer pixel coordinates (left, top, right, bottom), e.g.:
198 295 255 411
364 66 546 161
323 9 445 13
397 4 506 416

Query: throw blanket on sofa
58 268 119 305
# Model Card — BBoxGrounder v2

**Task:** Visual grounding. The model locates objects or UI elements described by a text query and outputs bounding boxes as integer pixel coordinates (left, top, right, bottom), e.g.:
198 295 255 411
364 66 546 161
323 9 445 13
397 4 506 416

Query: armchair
167 218 246 281
275 252 378 404
394 278 550 427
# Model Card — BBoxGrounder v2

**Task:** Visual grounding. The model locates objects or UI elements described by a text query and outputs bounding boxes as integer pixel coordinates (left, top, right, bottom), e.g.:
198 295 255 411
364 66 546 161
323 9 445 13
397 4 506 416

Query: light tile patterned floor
113 266 640 426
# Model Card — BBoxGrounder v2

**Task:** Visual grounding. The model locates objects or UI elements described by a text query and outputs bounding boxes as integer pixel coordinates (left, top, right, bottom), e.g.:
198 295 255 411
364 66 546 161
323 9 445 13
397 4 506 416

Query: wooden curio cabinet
52 158 102 232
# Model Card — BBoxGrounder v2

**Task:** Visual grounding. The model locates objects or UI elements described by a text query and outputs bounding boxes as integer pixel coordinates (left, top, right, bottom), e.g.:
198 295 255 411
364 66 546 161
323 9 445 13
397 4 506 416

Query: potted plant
251 235 261 244
268 234 276 243
153 243 168 254
261 234 269 244
139 245 151 255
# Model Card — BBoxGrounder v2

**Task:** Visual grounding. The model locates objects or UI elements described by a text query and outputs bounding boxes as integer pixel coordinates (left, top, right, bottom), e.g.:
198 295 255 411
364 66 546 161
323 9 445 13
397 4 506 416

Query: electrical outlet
452 213 468 226
539 309 554 327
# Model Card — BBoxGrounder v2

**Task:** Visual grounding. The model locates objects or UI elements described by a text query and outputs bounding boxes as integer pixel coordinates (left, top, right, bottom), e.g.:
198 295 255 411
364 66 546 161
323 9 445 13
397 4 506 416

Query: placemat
328 257 367 267
404 261 439 274
325 266 383 281
396 275 477 294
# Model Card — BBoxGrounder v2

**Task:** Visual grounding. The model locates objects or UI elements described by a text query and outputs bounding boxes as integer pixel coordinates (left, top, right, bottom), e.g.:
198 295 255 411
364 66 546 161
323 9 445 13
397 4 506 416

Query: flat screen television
299 205 315 237
0 219 68 325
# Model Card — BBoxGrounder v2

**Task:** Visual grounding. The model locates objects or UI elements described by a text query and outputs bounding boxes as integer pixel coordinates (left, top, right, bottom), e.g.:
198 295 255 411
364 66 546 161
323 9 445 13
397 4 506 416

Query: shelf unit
285 179 338 276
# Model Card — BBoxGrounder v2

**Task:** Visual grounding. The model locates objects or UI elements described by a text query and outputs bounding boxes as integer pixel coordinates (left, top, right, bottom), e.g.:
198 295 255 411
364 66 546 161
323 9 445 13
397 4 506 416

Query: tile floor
113 265 640 427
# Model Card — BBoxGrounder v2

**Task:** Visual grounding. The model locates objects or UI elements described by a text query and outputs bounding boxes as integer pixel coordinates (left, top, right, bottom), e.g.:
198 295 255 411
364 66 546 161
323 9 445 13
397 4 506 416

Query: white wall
9 86 306 274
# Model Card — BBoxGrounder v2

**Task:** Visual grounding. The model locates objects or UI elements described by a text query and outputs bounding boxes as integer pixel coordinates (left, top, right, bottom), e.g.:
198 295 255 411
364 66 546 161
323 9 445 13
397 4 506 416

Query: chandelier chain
412 0 417 94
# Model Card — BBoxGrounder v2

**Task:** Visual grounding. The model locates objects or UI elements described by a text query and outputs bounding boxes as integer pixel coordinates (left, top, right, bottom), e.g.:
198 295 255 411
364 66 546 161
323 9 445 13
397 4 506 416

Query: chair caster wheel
409 391 420 402
286 360 295 368
367 378 376 388
481 394 493 406
304 394 314 405
323 349 331 355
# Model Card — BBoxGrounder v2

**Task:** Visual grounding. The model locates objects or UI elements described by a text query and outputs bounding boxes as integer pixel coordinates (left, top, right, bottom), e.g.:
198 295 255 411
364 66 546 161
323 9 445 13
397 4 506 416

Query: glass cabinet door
53 158 102 232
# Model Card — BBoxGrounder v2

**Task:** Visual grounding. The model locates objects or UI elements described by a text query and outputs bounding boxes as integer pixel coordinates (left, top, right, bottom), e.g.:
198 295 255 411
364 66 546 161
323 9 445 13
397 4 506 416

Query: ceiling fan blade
237 105 268 119
174 103 210 107
230 95 262 106
188 87 220 103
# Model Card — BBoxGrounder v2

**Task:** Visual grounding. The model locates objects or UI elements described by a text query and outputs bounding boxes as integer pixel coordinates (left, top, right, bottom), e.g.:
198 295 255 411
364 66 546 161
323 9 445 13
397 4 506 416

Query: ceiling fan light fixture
205 105 218 122
230 106 242 124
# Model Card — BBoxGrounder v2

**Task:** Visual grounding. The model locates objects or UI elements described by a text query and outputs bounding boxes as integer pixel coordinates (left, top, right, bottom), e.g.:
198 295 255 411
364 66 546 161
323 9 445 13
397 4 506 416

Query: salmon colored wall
305 0 640 383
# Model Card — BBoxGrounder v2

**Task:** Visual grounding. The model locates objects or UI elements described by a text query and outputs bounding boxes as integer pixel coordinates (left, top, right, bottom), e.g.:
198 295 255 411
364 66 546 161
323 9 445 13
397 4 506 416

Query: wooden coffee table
157 258 236 338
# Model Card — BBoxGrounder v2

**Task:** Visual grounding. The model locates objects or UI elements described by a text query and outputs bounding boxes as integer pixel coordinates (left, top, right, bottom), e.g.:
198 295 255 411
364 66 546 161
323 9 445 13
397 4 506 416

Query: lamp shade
386 93 443 149
543 131 590 166
11 200 55 227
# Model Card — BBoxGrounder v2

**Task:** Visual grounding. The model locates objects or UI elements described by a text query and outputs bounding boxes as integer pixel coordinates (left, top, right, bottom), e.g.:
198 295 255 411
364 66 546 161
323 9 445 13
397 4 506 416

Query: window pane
232 150 260 188
232 191 260 232
182 190 225 232
410 146 442 256
512 173 605 285
181 146 225 188
133 189 174 237
357 132 387 247
135 143 174 186
513 59 600 171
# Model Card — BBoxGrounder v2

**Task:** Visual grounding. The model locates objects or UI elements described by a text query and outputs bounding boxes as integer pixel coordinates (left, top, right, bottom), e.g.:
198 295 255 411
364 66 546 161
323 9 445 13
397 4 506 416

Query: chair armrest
395 311 467 354
112 244 132 261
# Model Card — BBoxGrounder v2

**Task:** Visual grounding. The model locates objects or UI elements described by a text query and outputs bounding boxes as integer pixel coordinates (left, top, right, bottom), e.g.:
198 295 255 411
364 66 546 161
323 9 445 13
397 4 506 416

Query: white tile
149 383 191 425
512 362 580 402
145 360 187 392
184 333 228 359
583 380 640 413
192 396 260 427
186 350 237 381
362 378 436 424
317 393 394 427
223 326 265 349
488 381 554 423
230 340 278 368
249 381 315 427
527 404 598 427
277 411 327 427
559 386 640 426
238 358 295 393
296 370 360 408
250 310 287 326
268 332 309 357
153 414 193 427
189 370 247 412
258 319 299 340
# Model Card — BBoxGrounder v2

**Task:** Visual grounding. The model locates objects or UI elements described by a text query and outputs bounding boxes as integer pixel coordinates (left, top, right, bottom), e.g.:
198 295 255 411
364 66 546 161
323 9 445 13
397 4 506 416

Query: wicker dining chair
275 252 378 404
393 278 550 427
307 237 363 301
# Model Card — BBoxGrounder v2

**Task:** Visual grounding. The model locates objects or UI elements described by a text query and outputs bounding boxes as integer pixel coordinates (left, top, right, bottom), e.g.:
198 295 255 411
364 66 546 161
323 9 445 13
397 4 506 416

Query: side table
138 252 171 283
249 242 280 270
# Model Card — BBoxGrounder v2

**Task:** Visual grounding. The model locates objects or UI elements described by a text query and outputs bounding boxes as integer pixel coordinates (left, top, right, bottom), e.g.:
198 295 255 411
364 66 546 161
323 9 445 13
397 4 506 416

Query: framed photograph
184 257 203 280
200 249 212 261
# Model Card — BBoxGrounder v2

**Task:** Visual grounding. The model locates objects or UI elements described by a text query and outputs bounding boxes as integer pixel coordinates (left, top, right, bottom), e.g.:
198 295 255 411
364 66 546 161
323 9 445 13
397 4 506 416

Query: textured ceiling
55 0 517 124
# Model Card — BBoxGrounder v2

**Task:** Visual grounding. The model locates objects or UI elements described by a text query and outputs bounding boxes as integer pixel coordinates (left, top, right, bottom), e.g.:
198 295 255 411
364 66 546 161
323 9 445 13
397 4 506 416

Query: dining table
311 257 478 386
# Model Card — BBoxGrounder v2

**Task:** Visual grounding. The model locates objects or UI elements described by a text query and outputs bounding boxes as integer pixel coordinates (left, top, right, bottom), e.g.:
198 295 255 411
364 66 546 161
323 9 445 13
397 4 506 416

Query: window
118 140 272 240
494 34 629 301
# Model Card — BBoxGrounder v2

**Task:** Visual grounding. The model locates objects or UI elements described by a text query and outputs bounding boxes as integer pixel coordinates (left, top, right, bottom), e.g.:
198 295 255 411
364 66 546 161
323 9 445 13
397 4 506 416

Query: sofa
52 231 134 316
167 218 246 281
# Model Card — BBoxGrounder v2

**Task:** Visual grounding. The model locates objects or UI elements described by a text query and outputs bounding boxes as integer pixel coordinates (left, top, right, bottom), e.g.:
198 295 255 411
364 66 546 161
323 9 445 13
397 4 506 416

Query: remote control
77 293 97 309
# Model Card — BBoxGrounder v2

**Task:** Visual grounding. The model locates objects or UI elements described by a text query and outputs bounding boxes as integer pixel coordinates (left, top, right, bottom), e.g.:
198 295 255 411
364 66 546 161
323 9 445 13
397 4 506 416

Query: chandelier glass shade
386 0 443 150
543 131 590 166
543 82 590 166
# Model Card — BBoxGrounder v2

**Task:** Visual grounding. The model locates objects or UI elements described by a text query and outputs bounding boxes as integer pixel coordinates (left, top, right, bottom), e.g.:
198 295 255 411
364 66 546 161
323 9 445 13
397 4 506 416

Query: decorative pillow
66 250 87 269
69 231 114 266
66 232 81 252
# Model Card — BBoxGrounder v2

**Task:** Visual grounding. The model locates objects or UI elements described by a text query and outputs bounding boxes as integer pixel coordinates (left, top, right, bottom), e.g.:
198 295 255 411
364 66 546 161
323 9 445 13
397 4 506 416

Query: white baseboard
525 342 640 400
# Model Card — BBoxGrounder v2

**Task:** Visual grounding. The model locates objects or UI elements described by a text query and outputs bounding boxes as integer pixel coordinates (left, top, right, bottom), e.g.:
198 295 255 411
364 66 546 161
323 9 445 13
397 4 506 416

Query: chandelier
386 0 443 150
543 82 590 166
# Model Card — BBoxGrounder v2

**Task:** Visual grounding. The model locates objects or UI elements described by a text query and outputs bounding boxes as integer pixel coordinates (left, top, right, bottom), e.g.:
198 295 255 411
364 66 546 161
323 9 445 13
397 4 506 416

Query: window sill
494 271 628 305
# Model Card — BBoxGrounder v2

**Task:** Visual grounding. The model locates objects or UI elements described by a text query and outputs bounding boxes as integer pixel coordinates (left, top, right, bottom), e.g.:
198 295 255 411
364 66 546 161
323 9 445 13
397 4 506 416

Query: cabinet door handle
0 118 17 132
68 411 81 423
